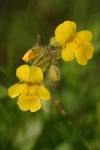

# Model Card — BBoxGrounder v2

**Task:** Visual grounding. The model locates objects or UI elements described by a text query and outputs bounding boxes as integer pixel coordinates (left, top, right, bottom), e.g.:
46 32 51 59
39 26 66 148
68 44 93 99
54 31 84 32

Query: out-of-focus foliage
0 0 100 150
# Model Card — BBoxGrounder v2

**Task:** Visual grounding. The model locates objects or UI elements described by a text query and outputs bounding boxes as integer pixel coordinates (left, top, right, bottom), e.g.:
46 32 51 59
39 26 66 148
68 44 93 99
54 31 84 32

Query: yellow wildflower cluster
8 20 94 112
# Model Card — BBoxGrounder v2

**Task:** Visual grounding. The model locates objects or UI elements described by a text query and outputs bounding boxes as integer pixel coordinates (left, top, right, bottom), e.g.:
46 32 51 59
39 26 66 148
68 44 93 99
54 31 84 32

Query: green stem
0 101 12 124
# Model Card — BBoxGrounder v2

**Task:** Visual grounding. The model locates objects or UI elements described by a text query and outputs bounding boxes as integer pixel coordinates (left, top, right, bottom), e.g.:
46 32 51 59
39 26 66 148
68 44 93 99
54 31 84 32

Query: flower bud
49 37 60 47
22 49 36 63
49 65 61 82
22 45 44 63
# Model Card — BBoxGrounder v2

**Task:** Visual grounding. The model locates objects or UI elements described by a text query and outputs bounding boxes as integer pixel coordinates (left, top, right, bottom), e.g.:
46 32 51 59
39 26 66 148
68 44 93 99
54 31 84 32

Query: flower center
73 37 83 50
25 83 39 96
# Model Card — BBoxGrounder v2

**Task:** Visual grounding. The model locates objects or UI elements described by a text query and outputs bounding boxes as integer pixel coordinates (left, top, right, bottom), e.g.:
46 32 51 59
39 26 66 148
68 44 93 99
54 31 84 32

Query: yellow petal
83 42 94 60
62 42 74 61
29 66 43 83
55 21 76 46
8 83 26 98
76 30 92 42
16 65 30 82
17 95 41 112
30 97 41 112
63 21 76 33
38 85 50 101
74 46 87 65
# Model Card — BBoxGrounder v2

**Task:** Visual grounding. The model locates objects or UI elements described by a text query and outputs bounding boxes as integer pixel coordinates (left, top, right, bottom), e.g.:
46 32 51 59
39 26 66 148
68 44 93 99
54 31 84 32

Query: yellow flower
8 65 50 112
55 21 94 65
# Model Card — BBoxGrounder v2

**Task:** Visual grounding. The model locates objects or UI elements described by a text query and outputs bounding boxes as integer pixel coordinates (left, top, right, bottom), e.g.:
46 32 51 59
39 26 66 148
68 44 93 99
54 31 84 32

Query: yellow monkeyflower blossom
8 65 50 112
55 21 94 65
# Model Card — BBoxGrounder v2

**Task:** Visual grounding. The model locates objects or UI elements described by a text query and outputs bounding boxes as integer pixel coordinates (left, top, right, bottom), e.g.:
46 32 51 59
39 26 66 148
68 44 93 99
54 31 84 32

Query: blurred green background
0 0 100 150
